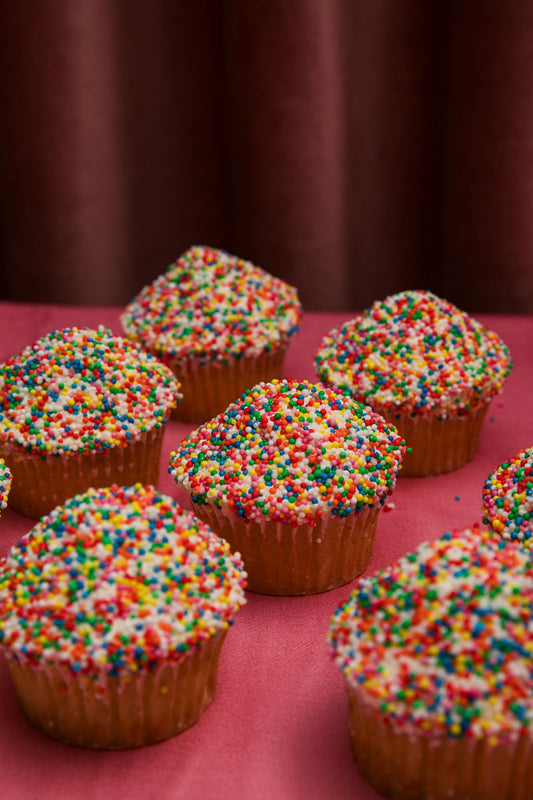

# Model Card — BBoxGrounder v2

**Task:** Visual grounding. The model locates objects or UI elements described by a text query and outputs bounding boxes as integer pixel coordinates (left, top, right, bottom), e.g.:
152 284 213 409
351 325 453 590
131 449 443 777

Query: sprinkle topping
0 458 11 513
482 447 533 546
169 379 406 526
315 291 512 418
0 327 181 455
330 527 533 739
0 484 246 677
120 245 302 362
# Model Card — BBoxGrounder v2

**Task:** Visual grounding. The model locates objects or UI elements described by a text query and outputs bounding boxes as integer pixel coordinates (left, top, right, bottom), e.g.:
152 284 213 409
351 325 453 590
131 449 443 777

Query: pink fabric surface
0 302 532 800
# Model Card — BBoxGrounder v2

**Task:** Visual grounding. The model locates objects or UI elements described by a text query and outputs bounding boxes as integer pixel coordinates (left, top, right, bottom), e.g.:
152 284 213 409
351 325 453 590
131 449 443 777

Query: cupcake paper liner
191 503 380 595
381 401 490 477
6 631 226 750
345 683 533 800
162 348 288 424
2 423 166 520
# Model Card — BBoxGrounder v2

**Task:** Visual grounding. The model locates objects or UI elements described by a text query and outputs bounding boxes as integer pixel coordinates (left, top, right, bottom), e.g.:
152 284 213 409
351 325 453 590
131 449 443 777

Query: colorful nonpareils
482 447 533 546
169 378 406 527
0 326 180 455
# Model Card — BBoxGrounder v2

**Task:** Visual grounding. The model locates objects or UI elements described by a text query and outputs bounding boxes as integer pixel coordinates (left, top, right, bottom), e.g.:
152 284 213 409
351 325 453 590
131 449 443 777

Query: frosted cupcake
121 245 302 423
169 379 406 595
0 327 181 519
0 458 12 516
315 291 512 476
482 446 533 546
330 526 533 800
0 484 246 749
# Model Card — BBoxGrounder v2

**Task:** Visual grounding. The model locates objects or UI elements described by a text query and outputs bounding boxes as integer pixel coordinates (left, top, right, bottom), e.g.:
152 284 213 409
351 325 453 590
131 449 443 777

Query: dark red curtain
1 1 533 313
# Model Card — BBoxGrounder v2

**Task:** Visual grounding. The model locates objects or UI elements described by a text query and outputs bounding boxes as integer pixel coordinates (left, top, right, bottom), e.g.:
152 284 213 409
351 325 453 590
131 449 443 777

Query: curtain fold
1 1 532 313
442 2 533 313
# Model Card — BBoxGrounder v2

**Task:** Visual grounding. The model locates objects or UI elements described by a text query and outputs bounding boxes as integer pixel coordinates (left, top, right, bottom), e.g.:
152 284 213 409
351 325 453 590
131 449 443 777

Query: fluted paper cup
344 681 533 800
160 348 288 424
2 422 167 520
6 631 226 750
381 401 490 477
192 503 381 596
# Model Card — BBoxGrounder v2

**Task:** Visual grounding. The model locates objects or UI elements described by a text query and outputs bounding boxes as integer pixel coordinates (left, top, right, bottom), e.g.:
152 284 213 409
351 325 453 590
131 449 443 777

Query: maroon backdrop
1 1 533 313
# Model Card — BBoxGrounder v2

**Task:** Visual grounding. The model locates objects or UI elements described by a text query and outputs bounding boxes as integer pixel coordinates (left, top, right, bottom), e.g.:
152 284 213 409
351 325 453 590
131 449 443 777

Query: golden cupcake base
344 682 533 800
1 422 167 520
381 402 490 477
160 348 288 424
192 503 380 595
6 631 226 750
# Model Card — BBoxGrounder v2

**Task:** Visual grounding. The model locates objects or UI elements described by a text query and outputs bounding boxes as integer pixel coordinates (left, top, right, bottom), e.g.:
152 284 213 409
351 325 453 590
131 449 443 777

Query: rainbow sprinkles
169 378 406 527
0 458 11 513
482 447 533 546
330 526 533 741
0 484 247 679
0 326 180 456
121 245 302 364
315 290 512 420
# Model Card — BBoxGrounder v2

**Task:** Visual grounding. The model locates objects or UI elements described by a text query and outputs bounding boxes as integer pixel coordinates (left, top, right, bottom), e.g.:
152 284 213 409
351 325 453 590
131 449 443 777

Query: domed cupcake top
315 291 512 418
0 458 11 513
0 485 246 678
169 379 406 526
482 447 533 546
120 245 302 362
0 326 181 455
330 526 533 740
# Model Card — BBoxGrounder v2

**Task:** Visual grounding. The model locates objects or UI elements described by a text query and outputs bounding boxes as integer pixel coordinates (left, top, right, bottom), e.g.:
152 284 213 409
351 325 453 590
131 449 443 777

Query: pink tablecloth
0 302 532 800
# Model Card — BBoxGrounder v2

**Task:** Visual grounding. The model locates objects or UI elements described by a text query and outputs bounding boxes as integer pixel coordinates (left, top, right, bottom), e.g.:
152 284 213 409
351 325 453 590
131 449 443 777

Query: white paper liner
192 502 380 595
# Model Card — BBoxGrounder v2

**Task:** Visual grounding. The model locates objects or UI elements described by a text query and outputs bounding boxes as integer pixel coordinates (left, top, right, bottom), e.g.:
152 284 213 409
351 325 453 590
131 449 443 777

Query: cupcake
482 446 533 546
315 291 512 476
0 458 12 515
168 378 406 595
0 326 181 519
329 526 533 800
120 245 302 423
0 484 246 749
